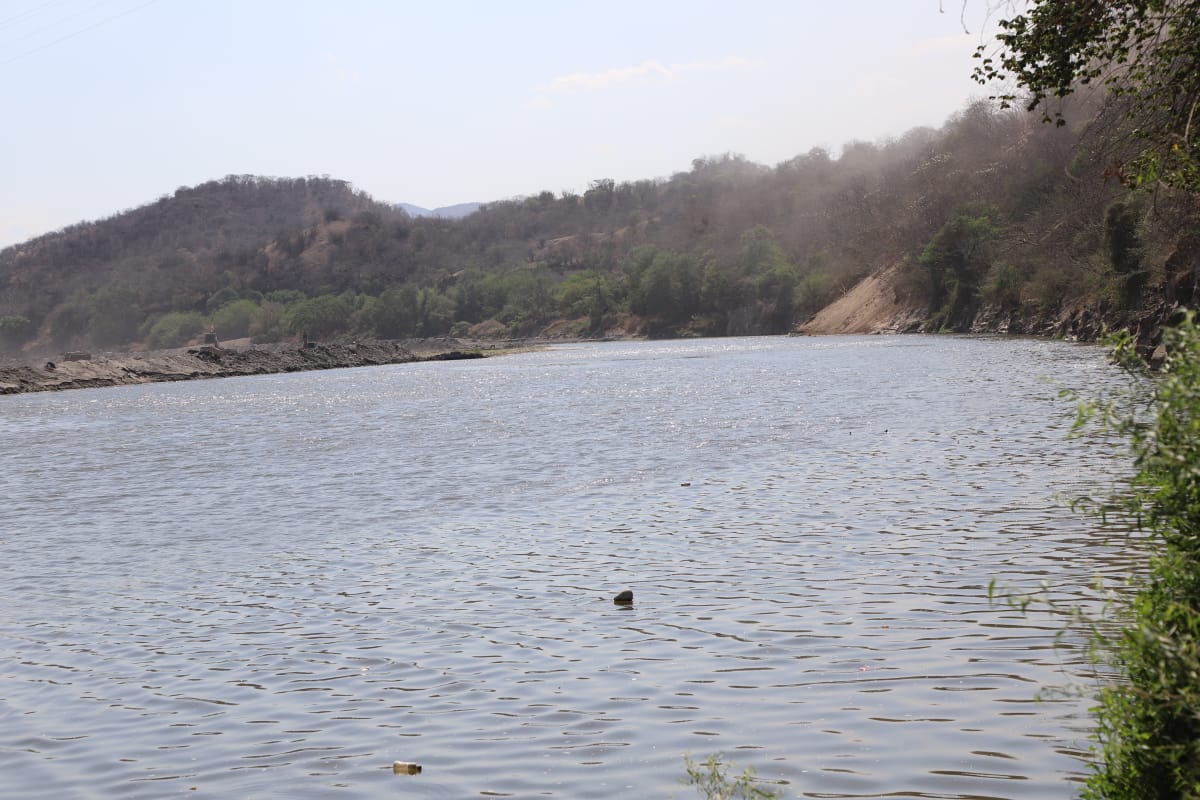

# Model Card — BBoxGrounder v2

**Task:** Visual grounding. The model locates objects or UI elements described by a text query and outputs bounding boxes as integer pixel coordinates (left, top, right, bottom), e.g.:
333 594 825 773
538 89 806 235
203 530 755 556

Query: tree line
60 227 827 353
1 52 1197 354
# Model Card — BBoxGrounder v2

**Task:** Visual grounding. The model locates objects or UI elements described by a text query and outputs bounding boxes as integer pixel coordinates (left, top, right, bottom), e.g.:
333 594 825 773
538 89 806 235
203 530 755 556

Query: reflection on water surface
0 335 1136 798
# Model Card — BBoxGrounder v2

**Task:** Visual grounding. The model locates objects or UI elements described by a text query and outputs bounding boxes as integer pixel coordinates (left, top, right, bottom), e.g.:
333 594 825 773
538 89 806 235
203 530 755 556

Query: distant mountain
396 202 482 219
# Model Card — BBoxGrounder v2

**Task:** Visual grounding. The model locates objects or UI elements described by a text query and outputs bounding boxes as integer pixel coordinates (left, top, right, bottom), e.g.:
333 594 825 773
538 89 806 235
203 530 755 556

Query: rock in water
613 590 633 603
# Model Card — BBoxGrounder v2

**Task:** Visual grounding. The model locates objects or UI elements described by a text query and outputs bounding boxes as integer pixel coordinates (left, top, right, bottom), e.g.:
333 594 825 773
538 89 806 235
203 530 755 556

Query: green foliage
43 294 92 349
205 286 240 313
373 285 420 338
555 270 611 321
0 314 33 351
974 0 1200 192
1081 312 1200 799
794 269 836 319
249 301 288 343
285 293 354 339
86 284 142 348
623 245 704 331
682 755 781 800
1029 263 1074 313
980 261 1025 310
1104 200 1142 275
737 225 787 276
918 208 998 327
496 269 555 328
583 178 616 212
700 259 741 315
144 311 207 349
210 298 259 340
1095 197 1151 309
450 271 488 323
263 289 306 306
43 285 145 350
418 288 455 335
758 261 801 333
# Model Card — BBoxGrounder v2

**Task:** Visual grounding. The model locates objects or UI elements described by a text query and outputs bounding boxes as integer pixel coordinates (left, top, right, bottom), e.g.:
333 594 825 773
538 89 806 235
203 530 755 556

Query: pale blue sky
0 0 1003 248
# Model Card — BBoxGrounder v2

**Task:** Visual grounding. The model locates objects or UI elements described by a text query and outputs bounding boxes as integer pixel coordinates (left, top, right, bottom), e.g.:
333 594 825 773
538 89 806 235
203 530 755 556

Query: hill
396 202 482 219
1 98 1197 357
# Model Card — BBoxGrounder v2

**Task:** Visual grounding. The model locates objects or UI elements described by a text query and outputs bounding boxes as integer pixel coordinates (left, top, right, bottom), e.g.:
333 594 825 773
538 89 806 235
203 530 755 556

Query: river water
0 335 1137 799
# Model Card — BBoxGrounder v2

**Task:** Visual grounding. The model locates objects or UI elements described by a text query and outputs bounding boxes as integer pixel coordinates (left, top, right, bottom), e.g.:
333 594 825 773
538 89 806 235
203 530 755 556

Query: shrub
210 298 260 340
981 261 1025 310
683 754 781 800
0 314 33 352
1082 312 1200 799
285 293 353 339
145 311 207 349
85 284 142 347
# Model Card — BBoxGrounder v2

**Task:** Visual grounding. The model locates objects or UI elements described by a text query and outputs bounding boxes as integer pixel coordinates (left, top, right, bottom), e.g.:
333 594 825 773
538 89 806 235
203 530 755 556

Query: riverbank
0 338 495 395
796 258 1177 348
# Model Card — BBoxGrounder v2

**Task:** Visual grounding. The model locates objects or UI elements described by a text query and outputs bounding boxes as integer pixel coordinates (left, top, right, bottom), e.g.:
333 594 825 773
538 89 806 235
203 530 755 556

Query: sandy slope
797 262 923 335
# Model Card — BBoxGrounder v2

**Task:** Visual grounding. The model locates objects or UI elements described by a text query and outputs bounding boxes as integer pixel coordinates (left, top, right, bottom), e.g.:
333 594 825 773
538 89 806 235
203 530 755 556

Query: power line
1 0 113 47
0 0 75 30
0 0 161 66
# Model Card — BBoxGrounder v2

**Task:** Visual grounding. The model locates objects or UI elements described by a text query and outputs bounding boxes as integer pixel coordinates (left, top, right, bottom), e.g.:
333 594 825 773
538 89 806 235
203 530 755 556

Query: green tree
556 270 615 330
285 294 353 339
980 261 1025 311
793 251 837 320
205 286 240 313
374 285 420 338
1103 198 1149 307
43 294 92 350
637 259 675 317
737 225 787 276
264 289 306 306
497 269 554 328
249 301 288 343
758 261 801 334
86 284 142 348
145 311 207 349
210 298 260 340
584 178 616 212
974 0 1200 191
0 314 33 352
1104 199 1142 275
417 288 455 335
451 272 488 323
625 247 699 323
918 208 998 327
700 260 737 315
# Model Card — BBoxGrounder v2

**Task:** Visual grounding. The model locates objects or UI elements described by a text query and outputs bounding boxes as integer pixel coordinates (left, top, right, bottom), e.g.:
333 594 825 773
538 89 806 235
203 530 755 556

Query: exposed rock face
0 340 487 395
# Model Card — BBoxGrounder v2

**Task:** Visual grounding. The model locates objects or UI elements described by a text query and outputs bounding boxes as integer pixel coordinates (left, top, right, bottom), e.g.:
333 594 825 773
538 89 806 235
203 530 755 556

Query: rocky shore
0 338 490 395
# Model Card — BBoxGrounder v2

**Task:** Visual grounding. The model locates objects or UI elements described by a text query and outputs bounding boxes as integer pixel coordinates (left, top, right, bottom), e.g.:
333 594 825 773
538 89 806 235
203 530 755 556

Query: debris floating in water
393 761 423 775
613 590 633 604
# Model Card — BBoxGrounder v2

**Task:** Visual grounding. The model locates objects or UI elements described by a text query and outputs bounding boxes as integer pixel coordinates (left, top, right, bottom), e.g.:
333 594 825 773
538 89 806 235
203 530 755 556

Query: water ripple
0 335 1139 798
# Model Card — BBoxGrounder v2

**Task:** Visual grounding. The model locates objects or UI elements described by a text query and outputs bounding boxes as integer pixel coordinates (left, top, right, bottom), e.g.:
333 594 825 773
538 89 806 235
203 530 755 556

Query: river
0 335 1137 798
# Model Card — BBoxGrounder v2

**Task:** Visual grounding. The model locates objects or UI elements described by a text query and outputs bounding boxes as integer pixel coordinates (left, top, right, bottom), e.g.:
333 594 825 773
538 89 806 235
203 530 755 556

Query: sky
0 0 1009 249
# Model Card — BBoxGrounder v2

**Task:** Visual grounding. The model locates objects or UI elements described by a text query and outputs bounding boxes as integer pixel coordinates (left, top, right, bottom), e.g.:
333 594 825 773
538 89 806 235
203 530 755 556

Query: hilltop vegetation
1 96 1197 356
